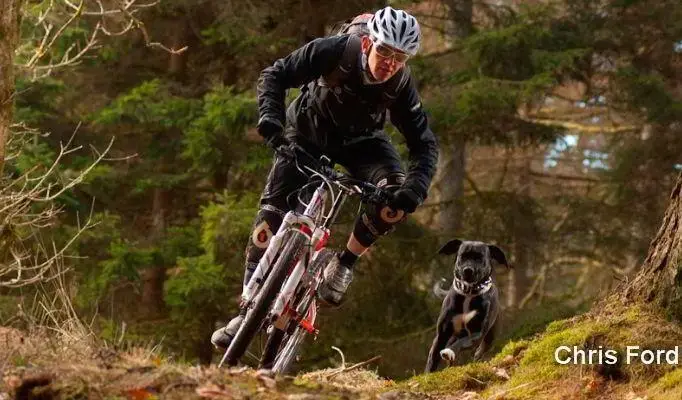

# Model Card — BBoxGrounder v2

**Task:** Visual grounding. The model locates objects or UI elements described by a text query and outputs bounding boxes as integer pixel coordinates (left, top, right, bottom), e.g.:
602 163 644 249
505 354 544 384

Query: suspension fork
268 181 334 318
243 183 328 305
241 211 310 303
270 225 330 320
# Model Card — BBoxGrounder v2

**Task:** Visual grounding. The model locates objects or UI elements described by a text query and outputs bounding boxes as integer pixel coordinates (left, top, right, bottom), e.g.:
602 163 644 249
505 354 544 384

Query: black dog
425 239 510 373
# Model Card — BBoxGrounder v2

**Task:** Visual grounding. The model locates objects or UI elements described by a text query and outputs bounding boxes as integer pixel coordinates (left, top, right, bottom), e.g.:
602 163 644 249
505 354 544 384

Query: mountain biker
212 6 439 351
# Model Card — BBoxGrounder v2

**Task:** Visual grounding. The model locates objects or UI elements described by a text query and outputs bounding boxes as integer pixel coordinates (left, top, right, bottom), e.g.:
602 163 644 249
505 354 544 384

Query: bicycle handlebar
274 143 396 207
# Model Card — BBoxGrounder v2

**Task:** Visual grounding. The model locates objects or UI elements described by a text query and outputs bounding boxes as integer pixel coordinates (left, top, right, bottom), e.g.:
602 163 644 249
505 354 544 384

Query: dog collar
452 276 493 296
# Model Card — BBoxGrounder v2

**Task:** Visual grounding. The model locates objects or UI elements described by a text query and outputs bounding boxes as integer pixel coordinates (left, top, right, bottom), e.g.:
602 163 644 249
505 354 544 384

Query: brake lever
373 187 395 206
274 143 296 160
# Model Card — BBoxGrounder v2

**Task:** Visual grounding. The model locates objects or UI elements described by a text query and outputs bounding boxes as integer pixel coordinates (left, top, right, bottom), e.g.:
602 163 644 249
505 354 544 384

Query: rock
377 390 431 399
625 391 648 400
492 367 510 380
287 395 325 400
257 374 277 390
195 383 233 398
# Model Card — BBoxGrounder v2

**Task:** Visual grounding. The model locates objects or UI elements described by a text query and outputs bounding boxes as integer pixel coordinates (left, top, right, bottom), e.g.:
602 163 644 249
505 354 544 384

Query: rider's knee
244 204 286 263
353 206 404 247
350 172 408 246
374 171 406 193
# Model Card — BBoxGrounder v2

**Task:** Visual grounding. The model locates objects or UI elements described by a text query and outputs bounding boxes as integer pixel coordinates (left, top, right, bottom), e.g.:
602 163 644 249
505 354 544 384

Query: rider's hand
265 134 289 151
390 186 422 214
258 118 287 150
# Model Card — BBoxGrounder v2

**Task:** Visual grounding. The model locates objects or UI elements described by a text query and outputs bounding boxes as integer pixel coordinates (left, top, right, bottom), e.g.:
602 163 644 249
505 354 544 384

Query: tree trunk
446 0 474 38
431 137 466 234
431 0 473 234
0 0 23 176
139 19 189 319
622 172 682 320
507 151 533 308
140 187 169 318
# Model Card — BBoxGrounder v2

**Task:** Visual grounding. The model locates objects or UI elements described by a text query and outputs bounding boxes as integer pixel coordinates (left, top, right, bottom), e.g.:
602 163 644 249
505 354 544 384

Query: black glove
257 118 287 150
390 187 422 214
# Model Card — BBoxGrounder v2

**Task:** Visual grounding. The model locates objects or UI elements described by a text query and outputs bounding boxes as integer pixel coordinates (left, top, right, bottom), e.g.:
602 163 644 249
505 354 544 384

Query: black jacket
256 34 439 201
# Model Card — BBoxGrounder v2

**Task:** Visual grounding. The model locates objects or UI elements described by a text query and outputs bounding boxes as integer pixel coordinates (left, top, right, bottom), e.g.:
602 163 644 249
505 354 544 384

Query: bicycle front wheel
270 248 334 374
224 229 309 366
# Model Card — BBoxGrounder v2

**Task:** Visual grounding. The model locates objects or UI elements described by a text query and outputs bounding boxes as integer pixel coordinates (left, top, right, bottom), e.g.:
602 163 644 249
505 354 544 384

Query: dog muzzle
453 276 493 296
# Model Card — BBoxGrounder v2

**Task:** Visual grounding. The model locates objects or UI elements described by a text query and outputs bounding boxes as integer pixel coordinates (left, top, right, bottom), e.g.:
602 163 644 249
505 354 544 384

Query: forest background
0 0 680 380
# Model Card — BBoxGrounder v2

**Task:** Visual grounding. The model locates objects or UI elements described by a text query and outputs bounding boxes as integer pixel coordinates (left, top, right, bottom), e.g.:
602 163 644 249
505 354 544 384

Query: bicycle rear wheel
224 230 309 366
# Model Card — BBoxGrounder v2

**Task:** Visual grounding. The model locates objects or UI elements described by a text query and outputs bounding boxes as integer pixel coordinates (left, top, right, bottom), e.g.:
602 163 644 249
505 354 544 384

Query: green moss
292 377 323 390
398 315 607 397
492 339 531 362
497 318 607 397
12 355 28 367
657 368 682 390
650 368 682 400
521 320 607 367
545 319 571 334
622 305 645 324
404 362 503 393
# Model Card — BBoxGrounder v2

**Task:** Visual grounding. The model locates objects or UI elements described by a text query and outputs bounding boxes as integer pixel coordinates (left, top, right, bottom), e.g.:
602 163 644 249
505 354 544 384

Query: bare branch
17 0 183 80
116 2 188 55
0 124 111 288
63 0 159 16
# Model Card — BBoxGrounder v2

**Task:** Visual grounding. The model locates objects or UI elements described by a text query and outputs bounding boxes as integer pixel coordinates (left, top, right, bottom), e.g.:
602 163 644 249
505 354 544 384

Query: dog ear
488 245 511 268
437 239 462 256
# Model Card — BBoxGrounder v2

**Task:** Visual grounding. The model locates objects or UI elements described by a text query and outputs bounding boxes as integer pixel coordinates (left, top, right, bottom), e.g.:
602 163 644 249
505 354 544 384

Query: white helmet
367 6 421 56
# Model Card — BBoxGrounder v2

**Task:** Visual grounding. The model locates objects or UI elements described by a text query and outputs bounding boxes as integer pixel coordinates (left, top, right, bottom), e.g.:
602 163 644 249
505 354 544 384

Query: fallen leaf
583 378 603 394
196 383 232 398
2 375 21 389
124 387 156 400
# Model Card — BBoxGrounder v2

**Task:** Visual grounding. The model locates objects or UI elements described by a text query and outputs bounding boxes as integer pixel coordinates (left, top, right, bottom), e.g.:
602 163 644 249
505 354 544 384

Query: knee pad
371 171 407 228
375 172 406 192
244 205 285 265
351 173 407 247
351 210 403 248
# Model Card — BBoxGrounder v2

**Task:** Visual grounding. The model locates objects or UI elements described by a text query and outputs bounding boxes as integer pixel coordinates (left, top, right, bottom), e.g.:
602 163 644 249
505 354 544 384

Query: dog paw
440 348 456 362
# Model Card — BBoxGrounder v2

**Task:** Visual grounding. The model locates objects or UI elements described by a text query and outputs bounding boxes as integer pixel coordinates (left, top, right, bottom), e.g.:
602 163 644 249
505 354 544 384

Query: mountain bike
218 142 403 374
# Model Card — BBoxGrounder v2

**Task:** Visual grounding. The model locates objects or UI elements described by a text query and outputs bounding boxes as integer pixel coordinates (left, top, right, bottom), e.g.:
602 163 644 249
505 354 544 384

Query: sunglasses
372 41 410 63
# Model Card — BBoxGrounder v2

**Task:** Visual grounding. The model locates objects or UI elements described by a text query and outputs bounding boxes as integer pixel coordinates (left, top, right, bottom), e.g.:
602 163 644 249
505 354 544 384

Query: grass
2 301 681 399
0 326 391 399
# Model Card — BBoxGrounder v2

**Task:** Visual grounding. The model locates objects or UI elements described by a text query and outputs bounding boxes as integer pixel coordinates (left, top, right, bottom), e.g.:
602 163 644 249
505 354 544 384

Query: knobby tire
225 230 309 366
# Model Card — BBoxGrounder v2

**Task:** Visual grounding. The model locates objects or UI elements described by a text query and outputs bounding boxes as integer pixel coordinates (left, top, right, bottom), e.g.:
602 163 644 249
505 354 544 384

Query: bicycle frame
240 175 351 335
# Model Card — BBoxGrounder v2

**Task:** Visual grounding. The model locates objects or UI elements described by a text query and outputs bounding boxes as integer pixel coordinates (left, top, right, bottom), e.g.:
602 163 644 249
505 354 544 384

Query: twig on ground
331 346 345 369
327 355 382 380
